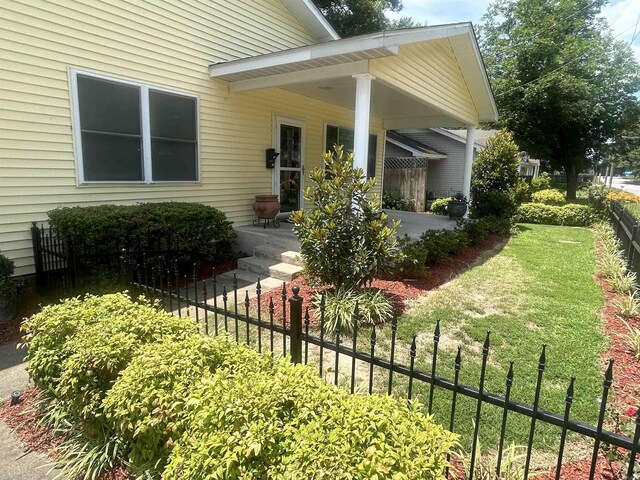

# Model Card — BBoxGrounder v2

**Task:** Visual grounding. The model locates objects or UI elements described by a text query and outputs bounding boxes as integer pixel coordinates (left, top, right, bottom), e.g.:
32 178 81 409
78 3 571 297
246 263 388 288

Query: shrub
531 188 566 205
470 130 520 219
610 271 637 294
530 172 552 192
22 293 196 421
291 146 399 289
382 192 416 212
620 319 640 361
0 253 20 299
396 235 430 278
515 179 531 204
586 183 610 214
430 197 451 215
314 287 393 335
419 229 470 264
102 335 273 473
613 293 640 319
48 202 235 268
597 250 627 280
515 203 596 226
606 190 640 204
164 359 457 480
22 293 162 390
458 219 490 245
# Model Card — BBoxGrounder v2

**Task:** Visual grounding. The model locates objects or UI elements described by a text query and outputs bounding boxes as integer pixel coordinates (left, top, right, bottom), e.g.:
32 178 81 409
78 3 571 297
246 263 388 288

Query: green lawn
373 224 607 457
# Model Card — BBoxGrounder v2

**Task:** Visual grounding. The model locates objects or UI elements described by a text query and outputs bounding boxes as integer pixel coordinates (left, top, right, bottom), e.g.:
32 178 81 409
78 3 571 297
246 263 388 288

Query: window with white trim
325 124 377 178
72 71 199 183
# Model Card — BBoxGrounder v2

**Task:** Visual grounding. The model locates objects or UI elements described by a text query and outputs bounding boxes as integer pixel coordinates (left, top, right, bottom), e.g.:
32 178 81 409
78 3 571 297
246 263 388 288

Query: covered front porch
210 23 498 212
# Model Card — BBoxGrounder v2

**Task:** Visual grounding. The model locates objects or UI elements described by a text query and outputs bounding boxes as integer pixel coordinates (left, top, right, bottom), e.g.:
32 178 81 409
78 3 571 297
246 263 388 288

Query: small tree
470 130 520 219
291 146 399 289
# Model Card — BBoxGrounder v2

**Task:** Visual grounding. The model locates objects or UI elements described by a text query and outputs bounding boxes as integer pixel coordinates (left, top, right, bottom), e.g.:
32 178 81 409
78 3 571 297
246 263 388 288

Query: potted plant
447 192 468 218
0 253 21 324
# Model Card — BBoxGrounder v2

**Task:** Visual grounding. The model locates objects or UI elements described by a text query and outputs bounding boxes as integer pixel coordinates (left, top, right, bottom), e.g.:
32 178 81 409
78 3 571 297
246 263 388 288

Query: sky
386 0 640 63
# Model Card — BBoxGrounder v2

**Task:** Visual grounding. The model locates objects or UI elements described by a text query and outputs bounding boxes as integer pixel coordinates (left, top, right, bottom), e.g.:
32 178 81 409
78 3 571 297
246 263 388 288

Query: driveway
610 177 640 197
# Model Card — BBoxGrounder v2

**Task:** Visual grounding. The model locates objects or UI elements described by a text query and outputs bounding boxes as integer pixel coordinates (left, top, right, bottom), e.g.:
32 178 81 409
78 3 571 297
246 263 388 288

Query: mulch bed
251 234 506 326
0 387 129 480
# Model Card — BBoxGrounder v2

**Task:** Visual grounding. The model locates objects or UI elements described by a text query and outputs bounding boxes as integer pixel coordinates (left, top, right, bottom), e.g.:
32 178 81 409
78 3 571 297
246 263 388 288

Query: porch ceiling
209 23 498 128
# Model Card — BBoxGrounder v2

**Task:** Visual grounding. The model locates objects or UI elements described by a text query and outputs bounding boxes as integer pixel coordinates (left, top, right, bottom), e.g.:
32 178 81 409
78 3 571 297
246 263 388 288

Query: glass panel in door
278 123 303 213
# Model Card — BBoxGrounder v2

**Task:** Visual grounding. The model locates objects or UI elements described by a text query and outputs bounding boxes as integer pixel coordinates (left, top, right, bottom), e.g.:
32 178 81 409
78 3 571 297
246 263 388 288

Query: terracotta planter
253 195 280 219
447 200 468 218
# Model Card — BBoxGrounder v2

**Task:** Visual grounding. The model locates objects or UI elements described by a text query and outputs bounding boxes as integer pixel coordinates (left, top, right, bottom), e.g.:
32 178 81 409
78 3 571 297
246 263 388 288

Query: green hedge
530 188 566 205
48 202 235 265
396 216 511 277
22 294 457 479
515 202 596 226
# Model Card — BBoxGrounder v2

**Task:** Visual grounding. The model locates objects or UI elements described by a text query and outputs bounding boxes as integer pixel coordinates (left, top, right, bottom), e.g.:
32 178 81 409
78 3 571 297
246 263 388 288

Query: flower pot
447 200 468 218
253 195 280 219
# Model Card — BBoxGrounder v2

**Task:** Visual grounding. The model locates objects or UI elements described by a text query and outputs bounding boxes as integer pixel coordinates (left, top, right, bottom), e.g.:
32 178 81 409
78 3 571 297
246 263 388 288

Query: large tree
478 0 640 199
313 0 414 37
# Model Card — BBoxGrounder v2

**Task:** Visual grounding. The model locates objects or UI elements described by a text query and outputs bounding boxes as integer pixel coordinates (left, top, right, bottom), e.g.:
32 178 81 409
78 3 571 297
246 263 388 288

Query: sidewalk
0 341 54 480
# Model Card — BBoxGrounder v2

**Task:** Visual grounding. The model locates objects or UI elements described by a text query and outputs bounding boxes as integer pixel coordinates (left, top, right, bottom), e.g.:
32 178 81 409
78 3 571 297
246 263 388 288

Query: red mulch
0 387 130 479
251 234 506 326
0 312 21 345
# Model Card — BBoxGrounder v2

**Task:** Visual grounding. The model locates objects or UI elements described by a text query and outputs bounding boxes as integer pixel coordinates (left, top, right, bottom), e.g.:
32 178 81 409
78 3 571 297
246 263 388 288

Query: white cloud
387 0 640 62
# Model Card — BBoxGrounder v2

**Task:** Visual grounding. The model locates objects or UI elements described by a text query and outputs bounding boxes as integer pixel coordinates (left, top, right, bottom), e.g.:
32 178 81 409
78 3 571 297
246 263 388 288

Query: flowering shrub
606 191 640 204
429 197 451 215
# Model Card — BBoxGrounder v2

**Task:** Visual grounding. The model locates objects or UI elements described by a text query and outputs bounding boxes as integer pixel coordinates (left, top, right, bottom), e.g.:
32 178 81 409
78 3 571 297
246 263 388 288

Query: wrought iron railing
125 257 640 480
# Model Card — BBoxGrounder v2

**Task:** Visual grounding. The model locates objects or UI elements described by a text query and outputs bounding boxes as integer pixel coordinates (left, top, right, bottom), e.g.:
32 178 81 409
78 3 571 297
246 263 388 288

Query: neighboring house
384 128 539 211
383 128 482 211
1 0 497 276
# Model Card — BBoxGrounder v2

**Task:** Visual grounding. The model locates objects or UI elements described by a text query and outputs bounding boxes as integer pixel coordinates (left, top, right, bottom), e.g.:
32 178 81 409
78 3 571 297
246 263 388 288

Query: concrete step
253 243 303 267
237 256 303 282
217 269 283 291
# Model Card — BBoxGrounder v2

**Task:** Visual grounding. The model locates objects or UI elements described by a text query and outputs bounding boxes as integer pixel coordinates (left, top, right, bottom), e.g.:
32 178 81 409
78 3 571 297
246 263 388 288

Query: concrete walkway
0 341 54 479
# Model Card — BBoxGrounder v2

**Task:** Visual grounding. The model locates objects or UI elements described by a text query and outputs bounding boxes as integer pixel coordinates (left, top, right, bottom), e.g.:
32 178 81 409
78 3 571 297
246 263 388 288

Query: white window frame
70 68 201 185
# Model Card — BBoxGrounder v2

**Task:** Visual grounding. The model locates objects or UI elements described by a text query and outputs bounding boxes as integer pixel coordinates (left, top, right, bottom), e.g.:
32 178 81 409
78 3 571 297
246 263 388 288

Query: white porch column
462 126 476 199
352 73 375 174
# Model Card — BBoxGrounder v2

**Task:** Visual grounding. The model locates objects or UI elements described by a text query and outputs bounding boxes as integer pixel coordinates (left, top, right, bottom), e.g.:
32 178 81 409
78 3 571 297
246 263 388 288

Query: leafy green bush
382 192 416 212
102 335 273 473
515 203 596 226
470 130 520 219
0 253 20 299
531 188 566 205
419 229 470 264
585 183 610 214
530 172 552 192
314 287 393 335
22 293 196 421
58 306 195 422
164 359 457 480
396 235 430 278
22 293 160 390
515 179 531 204
292 147 399 289
429 197 451 215
48 202 235 267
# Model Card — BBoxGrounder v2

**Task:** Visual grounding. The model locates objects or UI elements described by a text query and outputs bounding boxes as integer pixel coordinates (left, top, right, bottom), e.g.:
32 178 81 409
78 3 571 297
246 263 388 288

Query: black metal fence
31 222 193 292
125 258 640 480
611 202 640 281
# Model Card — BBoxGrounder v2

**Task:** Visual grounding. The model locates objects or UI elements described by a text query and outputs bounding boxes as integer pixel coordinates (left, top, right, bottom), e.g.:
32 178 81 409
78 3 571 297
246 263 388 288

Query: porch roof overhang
209 23 498 129
386 131 447 159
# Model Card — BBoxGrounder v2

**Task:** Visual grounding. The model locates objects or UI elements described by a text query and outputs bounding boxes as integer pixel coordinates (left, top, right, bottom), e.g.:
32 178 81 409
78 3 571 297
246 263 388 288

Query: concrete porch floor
235 210 456 252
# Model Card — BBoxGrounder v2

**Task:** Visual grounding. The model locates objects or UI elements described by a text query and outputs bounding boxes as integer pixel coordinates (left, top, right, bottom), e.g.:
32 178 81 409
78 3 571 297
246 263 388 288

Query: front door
274 116 305 214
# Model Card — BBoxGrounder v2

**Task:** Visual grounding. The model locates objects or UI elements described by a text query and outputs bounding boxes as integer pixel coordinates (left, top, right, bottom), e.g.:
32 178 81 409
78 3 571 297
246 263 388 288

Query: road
610 177 640 197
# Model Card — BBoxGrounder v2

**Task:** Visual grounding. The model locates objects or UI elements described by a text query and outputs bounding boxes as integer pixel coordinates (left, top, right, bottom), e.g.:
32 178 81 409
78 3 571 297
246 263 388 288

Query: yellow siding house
0 0 497 276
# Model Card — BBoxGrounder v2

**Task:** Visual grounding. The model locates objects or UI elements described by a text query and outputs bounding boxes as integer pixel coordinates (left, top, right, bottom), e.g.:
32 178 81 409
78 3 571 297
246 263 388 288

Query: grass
367 224 606 459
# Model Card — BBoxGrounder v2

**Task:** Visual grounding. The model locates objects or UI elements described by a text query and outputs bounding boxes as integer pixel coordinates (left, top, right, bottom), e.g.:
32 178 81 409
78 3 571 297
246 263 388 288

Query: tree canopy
478 0 640 198
313 0 415 37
